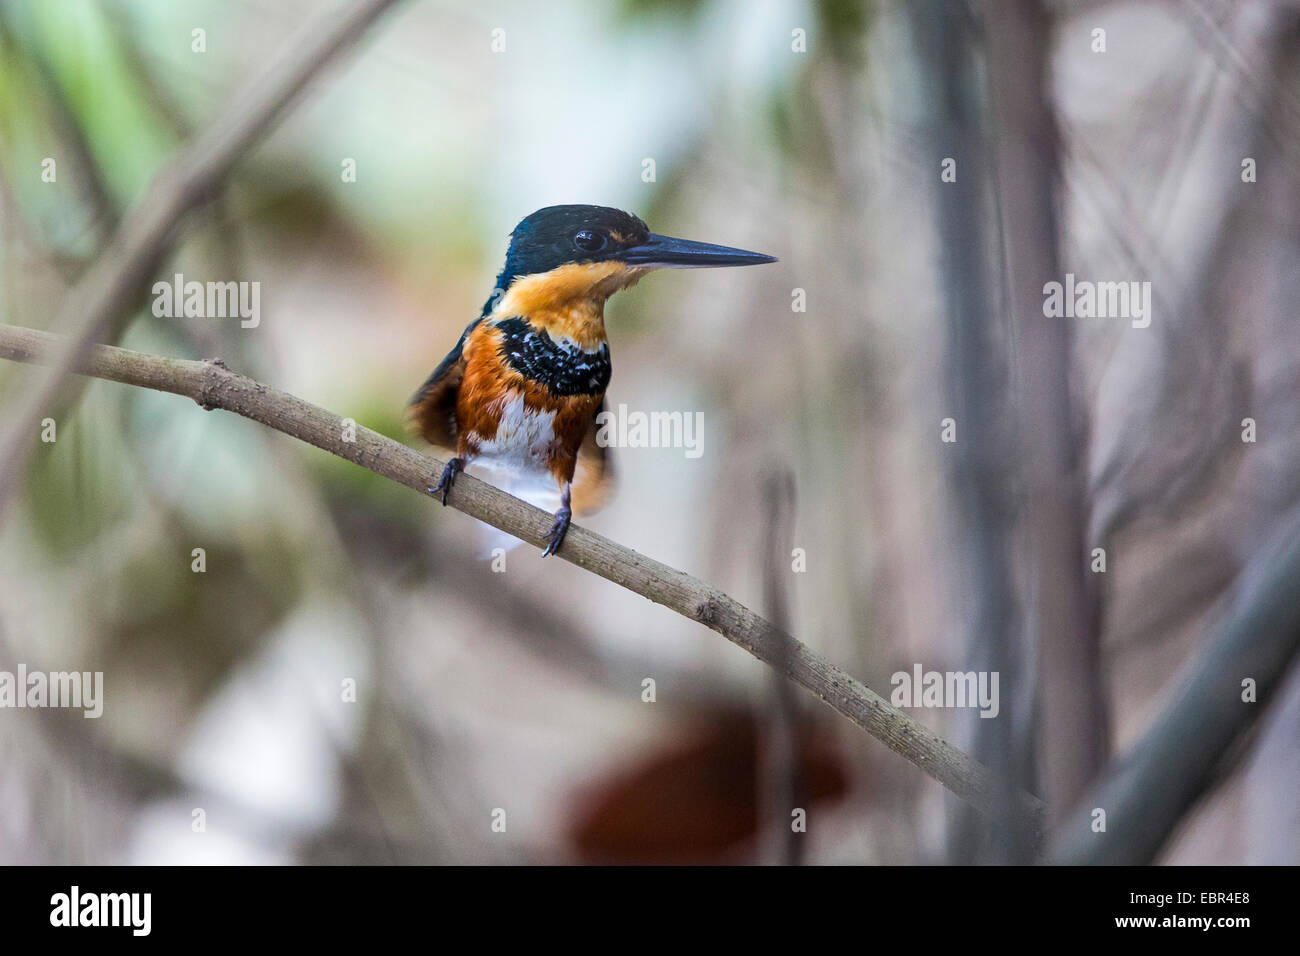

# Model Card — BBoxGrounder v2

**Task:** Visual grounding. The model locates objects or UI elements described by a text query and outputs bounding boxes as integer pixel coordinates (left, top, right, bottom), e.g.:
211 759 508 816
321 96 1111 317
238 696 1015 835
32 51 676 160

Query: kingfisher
410 204 775 556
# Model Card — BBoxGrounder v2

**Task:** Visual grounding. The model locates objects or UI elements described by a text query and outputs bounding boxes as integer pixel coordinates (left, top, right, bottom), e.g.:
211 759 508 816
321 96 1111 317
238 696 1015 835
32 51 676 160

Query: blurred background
1 0 1297 864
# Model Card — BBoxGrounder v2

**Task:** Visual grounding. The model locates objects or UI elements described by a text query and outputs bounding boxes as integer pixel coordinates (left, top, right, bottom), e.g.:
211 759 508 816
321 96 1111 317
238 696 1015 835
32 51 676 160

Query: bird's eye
573 229 607 253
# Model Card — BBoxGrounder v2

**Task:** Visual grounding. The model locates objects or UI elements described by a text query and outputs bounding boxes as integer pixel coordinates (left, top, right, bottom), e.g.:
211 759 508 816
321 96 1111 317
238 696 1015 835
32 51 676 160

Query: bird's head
484 204 775 317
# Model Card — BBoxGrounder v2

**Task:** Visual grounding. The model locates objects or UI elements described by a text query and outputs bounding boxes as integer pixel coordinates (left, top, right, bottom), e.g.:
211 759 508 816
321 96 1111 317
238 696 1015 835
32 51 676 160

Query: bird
409 204 775 557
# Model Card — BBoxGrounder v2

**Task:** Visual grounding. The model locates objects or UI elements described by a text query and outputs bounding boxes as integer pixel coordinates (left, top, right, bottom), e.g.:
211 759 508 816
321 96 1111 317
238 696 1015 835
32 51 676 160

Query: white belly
464 392 564 556
472 392 558 479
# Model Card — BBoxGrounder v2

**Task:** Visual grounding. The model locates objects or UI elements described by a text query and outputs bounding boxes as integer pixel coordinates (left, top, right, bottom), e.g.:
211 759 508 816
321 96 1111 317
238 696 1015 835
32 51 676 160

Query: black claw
541 506 572 557
428 457 464 506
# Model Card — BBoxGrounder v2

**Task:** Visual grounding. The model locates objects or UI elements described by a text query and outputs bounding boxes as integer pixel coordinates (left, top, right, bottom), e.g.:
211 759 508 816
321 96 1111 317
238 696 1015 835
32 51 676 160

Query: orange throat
491 260 646 348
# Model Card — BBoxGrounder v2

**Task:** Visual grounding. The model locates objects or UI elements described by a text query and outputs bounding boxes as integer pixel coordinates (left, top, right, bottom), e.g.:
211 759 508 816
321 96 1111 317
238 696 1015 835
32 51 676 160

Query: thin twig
0 0 404 519
0 322 1047 828
760 468 802 865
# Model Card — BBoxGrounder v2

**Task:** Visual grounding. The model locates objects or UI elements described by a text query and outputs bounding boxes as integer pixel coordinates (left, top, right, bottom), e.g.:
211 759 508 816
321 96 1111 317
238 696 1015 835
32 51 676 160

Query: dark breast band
495 317 612 397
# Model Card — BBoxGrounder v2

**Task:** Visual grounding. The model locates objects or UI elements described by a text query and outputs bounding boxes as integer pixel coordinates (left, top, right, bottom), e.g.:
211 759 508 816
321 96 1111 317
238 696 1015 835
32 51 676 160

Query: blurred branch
0 323 1047 829
1179 0 1300 168
759 469 802 865
0 0 405 520
986 0 1107 821
0 12 119 247
910 3 1030 863
1049 504 1300 864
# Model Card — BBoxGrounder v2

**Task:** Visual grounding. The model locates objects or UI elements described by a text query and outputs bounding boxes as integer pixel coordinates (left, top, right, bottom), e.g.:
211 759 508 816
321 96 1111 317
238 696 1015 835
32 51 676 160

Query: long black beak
618 233 776 268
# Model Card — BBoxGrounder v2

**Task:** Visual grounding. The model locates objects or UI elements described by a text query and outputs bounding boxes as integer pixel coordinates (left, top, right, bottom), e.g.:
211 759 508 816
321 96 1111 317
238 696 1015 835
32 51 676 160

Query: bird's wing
571 397 614 515
408 317 482 451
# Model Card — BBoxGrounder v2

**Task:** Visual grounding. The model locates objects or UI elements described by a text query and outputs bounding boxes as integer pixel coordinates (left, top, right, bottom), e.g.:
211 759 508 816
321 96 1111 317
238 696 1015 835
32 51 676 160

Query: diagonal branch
1049 502 1300 865
0 322 1047 830
0 0 404 519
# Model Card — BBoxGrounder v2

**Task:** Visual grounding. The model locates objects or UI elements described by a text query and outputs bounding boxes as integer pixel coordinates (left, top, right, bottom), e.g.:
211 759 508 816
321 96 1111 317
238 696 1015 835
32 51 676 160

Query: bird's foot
428 457 464 505
541 505 572 557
